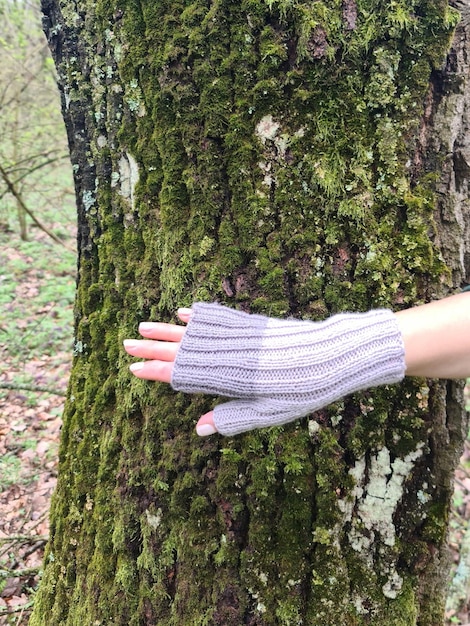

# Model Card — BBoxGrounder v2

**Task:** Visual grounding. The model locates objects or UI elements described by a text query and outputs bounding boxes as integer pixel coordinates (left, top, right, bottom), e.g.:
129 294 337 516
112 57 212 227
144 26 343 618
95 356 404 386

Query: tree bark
32 1 469 624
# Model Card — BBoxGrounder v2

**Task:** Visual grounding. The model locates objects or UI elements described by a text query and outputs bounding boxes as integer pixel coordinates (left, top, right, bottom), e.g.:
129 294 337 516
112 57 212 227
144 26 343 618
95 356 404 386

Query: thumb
210 398 302 437
195 411 218 437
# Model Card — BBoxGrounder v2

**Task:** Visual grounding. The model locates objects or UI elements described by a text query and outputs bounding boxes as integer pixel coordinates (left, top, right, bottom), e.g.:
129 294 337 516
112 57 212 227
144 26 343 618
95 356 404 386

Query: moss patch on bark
31 0 463 624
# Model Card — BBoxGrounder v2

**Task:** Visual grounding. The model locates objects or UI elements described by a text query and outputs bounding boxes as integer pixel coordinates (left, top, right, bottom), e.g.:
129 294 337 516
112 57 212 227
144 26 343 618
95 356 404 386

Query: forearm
396 293 470 379
125 293 470 437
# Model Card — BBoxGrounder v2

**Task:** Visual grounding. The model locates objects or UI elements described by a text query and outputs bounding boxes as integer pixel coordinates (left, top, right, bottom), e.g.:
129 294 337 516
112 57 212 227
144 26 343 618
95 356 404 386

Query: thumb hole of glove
211 398 303 437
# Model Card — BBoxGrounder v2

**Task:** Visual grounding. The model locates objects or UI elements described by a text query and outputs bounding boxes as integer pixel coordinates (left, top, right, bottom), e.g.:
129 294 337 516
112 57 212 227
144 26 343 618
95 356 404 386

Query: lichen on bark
31 0 468 624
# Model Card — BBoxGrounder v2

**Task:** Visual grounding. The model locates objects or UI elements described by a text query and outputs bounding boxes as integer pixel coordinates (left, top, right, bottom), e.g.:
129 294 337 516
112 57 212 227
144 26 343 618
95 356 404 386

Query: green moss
421 500 449 543
32 0 461 623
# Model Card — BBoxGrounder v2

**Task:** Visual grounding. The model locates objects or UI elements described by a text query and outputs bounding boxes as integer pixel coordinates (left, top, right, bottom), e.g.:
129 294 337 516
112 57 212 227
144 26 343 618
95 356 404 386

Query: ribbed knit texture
171 302 406 436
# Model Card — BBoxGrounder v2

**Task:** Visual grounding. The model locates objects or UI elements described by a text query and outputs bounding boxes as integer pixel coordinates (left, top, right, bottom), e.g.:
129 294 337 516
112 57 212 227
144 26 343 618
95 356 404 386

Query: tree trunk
32 1 469 624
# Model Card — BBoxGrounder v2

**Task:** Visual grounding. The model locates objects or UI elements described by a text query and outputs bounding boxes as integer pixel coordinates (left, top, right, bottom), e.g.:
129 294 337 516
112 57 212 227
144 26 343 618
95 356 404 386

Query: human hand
124 302 405 438
123 308 217 437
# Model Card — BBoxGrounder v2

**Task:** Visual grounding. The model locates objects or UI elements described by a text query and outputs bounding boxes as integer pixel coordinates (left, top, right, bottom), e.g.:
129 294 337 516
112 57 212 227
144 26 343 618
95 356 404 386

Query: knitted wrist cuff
171 302 406 436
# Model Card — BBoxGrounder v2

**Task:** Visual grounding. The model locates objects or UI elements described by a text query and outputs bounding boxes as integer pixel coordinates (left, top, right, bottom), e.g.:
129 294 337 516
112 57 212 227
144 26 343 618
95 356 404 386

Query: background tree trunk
32 1 469 624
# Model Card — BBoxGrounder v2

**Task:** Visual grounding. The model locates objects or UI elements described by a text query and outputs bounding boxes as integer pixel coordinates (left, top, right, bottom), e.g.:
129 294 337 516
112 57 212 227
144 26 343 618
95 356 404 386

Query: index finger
138 322 186 342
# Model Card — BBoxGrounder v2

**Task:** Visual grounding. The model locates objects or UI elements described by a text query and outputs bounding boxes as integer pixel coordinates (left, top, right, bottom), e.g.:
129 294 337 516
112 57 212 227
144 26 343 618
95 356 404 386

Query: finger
195 411 218 437
138 321 186 342
177 307 193 324
129 360 174 383
123 339 179 362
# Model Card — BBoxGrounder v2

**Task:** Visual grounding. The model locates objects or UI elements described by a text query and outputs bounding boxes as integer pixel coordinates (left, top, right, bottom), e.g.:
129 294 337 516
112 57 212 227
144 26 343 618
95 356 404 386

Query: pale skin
123 292 470 436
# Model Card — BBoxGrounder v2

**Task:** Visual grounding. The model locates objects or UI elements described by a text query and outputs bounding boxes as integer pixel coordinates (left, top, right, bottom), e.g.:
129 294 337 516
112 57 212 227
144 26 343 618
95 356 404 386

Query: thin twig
0 512 50 562
0 382 67 397
0 601 34 615
0 163 74 252
15 603 27 626
4 153 70 189
4 148 64 170
6 541 47 574
0 535 48 546
0 540 47 561
455 477 470 493
0 566 41 578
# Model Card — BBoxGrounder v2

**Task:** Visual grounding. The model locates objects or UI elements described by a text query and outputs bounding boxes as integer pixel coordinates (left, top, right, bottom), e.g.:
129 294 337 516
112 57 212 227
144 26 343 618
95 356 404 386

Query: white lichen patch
64 89 71 110
145 508 162 530
118 152 140 212
257 602 267 614
417 485 431 505
308 419 321 437
73 339 87 355
258 160 274 188
382 567 403 599
330 413 343 427
256 115 280 142
353 595 371 615
82 190 96 212
255 114 291 158
126 78 146 117
341 444 424 551
336 445 425 601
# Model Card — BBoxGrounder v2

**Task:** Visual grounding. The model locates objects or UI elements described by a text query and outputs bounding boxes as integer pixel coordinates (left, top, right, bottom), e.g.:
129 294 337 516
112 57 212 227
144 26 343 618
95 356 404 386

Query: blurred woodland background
0 1 75 623
0 1 468 624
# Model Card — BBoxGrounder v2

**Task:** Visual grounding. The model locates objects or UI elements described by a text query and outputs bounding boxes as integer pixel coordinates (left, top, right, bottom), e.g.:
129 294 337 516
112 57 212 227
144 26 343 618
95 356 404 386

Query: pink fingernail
129 362 145 372
139 322 155 332
123 340 139 349
196 423 217 437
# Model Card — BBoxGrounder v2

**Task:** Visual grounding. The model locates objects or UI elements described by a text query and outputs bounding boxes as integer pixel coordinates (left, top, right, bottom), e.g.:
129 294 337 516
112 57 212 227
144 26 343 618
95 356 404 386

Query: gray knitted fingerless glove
171 302 406 436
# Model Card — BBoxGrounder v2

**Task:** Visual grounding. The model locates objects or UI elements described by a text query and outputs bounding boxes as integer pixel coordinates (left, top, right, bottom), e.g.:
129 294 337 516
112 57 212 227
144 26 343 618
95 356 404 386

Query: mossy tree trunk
32 1 470 624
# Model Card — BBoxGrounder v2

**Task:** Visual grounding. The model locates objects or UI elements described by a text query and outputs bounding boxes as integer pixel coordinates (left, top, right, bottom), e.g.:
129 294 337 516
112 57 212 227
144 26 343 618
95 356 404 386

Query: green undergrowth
0 0 77 404
0 200 76 406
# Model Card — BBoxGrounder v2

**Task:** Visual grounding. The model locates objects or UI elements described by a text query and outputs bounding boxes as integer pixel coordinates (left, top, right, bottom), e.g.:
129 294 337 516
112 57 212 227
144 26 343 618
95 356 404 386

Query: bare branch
0 163 74 252
8 154 70 188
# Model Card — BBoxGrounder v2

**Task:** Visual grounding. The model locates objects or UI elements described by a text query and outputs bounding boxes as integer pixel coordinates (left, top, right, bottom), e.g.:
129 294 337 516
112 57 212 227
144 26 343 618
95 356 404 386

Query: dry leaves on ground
0 363 69 625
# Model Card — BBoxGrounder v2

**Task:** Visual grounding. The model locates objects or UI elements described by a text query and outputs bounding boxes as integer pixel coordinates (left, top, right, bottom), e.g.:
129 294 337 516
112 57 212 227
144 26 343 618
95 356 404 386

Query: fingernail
129 362 145 372
139 322 155 332
123 339 139 349
196 423 217 437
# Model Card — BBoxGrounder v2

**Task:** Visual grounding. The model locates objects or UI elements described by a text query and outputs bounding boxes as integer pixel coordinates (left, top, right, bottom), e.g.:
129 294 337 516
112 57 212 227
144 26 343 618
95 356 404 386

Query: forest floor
0 217 75 626
0 223 469 625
